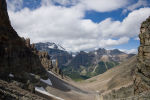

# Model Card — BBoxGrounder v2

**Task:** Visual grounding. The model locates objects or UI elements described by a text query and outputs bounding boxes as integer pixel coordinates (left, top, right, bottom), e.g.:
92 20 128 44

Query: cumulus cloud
123 0 148 13
120 49 138 54
80 0 129 12
99 8 150 38
41 0 129 12
6 0 150 52
99 37 129 47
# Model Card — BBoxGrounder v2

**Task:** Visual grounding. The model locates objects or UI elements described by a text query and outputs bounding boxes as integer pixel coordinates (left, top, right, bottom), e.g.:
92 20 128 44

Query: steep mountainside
134 16 150 94
80 56 137 100
62 49 135 81
81 56 137 92
35 42 73 67
0 0 51 80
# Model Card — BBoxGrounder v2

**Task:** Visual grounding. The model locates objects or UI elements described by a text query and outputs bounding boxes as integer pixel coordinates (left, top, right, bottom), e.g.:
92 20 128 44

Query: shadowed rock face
0 0 52 99
0 0 10 26
0 0 19 39
0 0 52 81
134 16 150 94
0 1 62 99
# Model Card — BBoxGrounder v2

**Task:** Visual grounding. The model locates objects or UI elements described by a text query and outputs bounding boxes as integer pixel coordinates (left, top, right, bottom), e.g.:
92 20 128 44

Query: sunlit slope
80 56 137 92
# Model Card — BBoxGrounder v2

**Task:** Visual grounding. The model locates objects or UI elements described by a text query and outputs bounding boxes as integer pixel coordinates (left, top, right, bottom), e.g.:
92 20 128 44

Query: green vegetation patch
62 61 119 81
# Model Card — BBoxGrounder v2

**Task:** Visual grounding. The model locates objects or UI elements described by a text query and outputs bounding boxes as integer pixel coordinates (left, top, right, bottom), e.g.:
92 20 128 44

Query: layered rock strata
134 16 150 94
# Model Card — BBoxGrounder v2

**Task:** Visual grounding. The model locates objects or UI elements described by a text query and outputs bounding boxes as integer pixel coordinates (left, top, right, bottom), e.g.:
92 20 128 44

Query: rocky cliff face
0 0 61 99
0 0 56 81
0 0 11 27
134 16 150 94
0 0 55 99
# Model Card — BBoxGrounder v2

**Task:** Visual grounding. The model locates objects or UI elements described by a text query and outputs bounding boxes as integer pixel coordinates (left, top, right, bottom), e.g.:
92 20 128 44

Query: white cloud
80 0 129 12
6 0 23 11
99 37 129 47
123 0 148 13
7 0 150 52
97 8 150 39
120 49 138 54
40 0 128 12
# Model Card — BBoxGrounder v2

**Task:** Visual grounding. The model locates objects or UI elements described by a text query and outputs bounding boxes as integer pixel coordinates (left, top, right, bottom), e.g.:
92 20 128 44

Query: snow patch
9 73 14 78
94 51 97 55
35 86 64 100
47 42 65 51
30 73 52 86
48 45 55 49
30 73 35 76
40 78 52 86
72 54 76 57
57 44 65 51
48 71 55 75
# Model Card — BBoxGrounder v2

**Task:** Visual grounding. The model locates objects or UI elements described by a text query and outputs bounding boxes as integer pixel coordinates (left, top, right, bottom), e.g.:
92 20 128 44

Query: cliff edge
134 16 150 94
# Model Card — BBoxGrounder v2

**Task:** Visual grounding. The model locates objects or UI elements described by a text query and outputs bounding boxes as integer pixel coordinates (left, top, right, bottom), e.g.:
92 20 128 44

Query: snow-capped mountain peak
36 42 65 51
47 42 65 50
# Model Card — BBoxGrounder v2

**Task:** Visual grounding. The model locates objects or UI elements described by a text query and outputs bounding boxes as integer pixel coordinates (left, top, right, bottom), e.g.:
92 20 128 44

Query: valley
0 0 150 100
35 42 135 81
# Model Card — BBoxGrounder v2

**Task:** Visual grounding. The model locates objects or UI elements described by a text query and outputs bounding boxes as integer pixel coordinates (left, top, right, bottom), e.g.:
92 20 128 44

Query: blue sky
6 0 150 53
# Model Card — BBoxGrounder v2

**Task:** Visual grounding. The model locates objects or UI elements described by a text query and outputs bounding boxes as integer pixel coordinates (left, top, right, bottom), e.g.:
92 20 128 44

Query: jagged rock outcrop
51 59 63 78
38 51 53 70
134 16 150 94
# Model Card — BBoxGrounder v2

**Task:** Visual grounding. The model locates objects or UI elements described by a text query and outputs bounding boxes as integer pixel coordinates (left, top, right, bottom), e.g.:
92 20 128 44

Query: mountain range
35 42 135 81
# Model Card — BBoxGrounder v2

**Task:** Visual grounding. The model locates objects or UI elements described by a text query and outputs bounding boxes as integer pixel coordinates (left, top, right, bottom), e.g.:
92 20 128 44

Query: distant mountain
35 42 72 66
35 42 65 51
35 42 135 81
62 48 135 81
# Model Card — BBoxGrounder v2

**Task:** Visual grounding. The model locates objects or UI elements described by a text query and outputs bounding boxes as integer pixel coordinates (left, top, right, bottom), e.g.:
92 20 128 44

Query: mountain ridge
35 42 135 81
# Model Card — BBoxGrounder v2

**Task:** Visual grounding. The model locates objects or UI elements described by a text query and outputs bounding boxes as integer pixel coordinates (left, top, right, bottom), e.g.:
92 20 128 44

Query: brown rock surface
38 51 53 70
0 79 47 100
0 0 11 27
0 0 54 80
0 0 56 99
134 16 150 94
